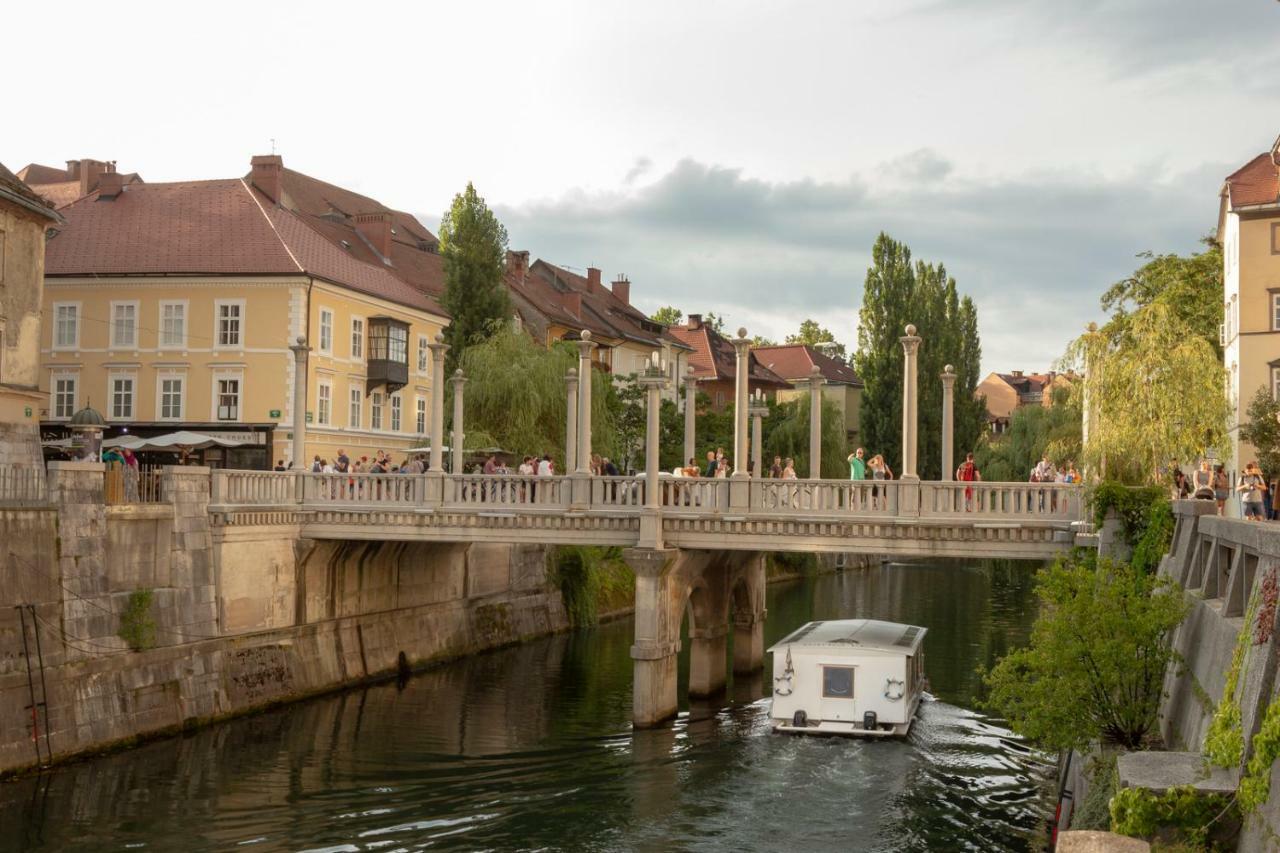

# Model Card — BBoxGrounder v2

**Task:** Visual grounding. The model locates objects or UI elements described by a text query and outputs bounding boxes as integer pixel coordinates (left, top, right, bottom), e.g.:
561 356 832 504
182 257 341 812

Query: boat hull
771 692 922 738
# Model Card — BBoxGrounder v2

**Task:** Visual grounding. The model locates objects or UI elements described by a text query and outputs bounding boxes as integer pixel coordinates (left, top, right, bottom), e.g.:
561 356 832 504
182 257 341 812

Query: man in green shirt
848 447 866 480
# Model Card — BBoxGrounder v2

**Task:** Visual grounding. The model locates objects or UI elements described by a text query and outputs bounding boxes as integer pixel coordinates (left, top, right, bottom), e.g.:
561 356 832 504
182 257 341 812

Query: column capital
808 364 826 391
574 329 597 358
289 336 310 357
565 367 579 388
899 323 922 356
731 327 751 354
683 366 699 391
941 363 956 388
451 368 467 389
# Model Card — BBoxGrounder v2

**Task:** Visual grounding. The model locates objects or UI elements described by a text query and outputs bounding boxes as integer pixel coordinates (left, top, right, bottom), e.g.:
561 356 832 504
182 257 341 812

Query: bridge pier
626 547 767 728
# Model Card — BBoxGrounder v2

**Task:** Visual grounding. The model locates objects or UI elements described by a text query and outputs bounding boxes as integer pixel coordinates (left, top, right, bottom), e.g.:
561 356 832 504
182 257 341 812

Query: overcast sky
7 0 1279 373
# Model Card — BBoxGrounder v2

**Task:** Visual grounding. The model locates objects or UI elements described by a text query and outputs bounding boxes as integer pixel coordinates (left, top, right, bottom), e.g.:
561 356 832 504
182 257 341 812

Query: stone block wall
0 422 41 468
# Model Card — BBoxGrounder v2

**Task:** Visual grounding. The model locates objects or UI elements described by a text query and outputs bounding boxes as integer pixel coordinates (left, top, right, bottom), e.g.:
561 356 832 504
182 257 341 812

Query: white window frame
370 391 384 431
415 396 427 434
349 384 363 430
211 370 244 422
50 370 79 420
351 316 365 362
52 302 81 351
390 393 402 432
417 334 429 375
109 300 139 350
156 371 186 421
319 307 334 355
214 298 246 350
108 371 137 421
317 380 333 426
158 300 188 350
1273 366 1280 401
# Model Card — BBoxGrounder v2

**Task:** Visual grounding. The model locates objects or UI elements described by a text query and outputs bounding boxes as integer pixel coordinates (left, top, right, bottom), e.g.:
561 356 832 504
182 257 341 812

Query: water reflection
0 561 1049 853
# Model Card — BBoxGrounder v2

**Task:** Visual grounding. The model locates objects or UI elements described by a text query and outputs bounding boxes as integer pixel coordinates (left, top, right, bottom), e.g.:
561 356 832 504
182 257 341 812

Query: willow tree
763 394 848 478
439 183 512 374
455 328 616 461
1069 301 1227 484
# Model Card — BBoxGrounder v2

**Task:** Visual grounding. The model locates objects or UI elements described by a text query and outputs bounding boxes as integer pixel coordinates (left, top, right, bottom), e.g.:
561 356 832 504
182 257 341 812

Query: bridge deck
210 472 1085 560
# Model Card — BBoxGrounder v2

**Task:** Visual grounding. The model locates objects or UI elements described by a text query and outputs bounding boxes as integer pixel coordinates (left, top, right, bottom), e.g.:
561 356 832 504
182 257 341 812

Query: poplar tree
439 183 512 374
853 233 984 478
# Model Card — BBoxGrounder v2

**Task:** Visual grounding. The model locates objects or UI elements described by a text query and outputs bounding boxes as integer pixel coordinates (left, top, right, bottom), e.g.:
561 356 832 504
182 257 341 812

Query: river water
1 561 1052 852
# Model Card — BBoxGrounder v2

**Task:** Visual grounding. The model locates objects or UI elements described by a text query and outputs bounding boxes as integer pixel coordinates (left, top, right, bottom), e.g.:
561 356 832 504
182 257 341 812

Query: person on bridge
957 453 981 511
848 448 866 480
703 451 718 478
1238 462 1268 522
770 456 783 478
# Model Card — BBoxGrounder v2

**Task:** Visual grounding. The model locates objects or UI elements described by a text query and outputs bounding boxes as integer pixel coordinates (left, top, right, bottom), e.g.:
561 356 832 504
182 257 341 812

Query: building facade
667 315 790 410
0 164 63 466
1221 136 1280 477
975 370 1074 434
754 344 863 446
39 155 448 468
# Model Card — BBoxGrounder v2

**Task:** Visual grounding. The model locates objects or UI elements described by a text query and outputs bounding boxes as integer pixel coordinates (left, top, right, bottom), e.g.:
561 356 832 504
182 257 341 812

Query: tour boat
768 619 927 737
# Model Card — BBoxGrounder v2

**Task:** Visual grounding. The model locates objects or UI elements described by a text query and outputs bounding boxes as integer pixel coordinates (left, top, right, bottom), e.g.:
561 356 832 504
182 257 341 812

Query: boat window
822 666 854 698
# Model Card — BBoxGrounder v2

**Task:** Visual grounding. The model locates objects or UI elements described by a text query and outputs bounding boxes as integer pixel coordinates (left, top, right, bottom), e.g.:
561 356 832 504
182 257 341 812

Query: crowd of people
1174 458 1276 522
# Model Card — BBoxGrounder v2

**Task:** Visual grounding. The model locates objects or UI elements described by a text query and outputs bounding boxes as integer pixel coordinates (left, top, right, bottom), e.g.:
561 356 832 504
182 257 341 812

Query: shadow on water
0 560 1050 853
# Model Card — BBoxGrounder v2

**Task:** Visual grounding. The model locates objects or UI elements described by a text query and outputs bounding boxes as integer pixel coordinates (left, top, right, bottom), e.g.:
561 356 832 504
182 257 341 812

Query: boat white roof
767 619 926 655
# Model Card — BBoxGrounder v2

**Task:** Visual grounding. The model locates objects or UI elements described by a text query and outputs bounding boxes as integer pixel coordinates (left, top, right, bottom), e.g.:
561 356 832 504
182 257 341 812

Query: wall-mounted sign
305 412 314 424
24 407 32 418
269 409 282 419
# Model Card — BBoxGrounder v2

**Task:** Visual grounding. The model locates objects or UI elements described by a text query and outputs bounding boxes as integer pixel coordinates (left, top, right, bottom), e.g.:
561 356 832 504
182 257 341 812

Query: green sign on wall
305 412 314 424
24 407 32 418
269 409 282 419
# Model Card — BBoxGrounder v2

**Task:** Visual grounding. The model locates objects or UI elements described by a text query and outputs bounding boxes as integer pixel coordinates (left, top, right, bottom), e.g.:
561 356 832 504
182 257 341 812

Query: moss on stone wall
118 589 157 652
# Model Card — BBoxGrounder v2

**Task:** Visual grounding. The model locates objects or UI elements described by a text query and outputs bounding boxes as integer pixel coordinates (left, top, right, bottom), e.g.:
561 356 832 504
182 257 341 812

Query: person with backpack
956 452 981 511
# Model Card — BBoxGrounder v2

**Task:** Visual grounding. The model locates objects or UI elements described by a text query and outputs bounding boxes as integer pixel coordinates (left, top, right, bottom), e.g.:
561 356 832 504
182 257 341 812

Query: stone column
732 553 767 674
749 391 769 479
683 367 698 467
639 369 668 510
565 368 579 474
808 365 825 479
427 335 448 472
731 329 751 478
289 337 309 470
575 331 596 474
899 324 922 481
688 626 728 698
450 369 466 474
941 364 956 481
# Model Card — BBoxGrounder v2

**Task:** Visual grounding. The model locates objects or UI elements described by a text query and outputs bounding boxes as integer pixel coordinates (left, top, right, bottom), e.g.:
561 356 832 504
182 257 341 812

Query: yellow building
1220 136 1280 478
39 155 448 468
975 370 1075 434
0 163 62 466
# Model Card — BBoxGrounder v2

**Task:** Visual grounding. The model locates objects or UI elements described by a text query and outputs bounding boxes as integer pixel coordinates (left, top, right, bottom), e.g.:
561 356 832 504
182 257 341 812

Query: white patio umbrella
102 431 251 452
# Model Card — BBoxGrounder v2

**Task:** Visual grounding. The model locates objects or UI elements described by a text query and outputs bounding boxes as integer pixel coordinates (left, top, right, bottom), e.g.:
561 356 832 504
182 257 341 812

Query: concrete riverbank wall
0 463 567 776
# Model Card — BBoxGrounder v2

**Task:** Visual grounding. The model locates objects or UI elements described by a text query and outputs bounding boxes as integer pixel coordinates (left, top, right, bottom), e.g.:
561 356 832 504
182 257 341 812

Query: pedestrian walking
1238 462 1267 521
1192 460 1214 500
770 456 783 479
956 452 981 511
1213 464 1230 516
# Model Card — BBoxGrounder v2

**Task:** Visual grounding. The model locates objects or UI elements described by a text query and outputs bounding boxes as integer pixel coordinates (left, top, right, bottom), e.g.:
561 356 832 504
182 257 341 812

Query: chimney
506 250 530 285
65 160 81 180
79 159 108 196
586 267 602 289
611 274 630 305
97 168 124 200
250 154 284 204
1011 369 1023 378
355 212 393 260
688 314 703 330
563 292 582 319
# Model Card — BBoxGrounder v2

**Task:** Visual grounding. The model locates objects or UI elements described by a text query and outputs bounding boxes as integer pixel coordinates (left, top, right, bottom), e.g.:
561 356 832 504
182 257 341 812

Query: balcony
366 316 409 395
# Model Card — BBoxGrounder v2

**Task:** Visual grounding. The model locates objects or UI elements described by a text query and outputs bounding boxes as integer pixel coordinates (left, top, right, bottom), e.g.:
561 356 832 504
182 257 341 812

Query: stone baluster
941 364 956 481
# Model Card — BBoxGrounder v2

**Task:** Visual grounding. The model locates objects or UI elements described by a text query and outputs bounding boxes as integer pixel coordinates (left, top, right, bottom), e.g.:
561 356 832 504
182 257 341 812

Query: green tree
1240 387 1280 479
703 311 727 334
650 306 683 326
983 552 1188 751
786 319 847 361
439 183 512 374
751 334 778 347
1099 237 1222 357
455 327 615 461
974 390 1082 482
853 233 984 478
1069 301 1227 484
762 394 848 478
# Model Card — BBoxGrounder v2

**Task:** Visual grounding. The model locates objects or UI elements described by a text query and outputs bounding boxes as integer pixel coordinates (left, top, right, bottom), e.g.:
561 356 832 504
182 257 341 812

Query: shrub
118 588 157 652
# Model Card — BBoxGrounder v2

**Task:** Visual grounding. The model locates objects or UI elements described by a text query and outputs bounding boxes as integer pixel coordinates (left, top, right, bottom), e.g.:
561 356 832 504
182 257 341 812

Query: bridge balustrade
443 474 569 509
214 469 296 505
304 472 422 506
592 475 645 507
660 478 728 510
751 479 897 515
920 482 1081 520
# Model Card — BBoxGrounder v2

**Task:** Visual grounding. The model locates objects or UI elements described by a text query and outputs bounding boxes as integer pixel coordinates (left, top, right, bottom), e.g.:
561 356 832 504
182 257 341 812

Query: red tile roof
1225 151 1280 208
0 162 62 222
16 163 68 185
754 344 862 387
45 178 443 315
17 162 144 209
667 323 789 388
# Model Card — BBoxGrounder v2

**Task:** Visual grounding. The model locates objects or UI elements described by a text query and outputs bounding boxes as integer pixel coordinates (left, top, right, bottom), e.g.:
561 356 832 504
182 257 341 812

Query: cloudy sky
7 0 1279 372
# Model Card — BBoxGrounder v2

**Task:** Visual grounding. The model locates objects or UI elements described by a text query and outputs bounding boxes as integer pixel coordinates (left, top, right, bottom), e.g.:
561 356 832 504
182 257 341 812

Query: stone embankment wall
1151 502 1280 850
0 464 566 776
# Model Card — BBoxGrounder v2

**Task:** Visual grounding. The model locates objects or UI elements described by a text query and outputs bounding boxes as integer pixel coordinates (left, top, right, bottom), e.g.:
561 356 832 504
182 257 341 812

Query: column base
732 618 764 674
632 646 679 728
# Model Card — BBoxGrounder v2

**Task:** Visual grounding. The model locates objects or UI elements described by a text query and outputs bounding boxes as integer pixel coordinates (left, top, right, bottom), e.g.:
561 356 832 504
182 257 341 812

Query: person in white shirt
537 455 553 476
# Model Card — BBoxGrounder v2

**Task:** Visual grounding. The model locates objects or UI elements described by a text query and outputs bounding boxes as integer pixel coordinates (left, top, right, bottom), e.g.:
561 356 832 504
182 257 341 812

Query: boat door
820 664 857 721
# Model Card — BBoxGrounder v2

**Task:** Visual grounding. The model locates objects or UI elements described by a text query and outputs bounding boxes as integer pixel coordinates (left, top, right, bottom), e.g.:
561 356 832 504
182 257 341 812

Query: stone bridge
210 470 1085 726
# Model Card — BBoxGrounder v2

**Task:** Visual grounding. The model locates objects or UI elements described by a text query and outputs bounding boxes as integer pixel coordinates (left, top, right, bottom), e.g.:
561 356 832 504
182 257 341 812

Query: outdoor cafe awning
102 431 252 452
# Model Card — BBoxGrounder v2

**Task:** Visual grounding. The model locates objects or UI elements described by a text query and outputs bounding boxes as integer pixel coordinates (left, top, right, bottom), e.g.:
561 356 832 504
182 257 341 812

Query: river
1 561 1052 853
